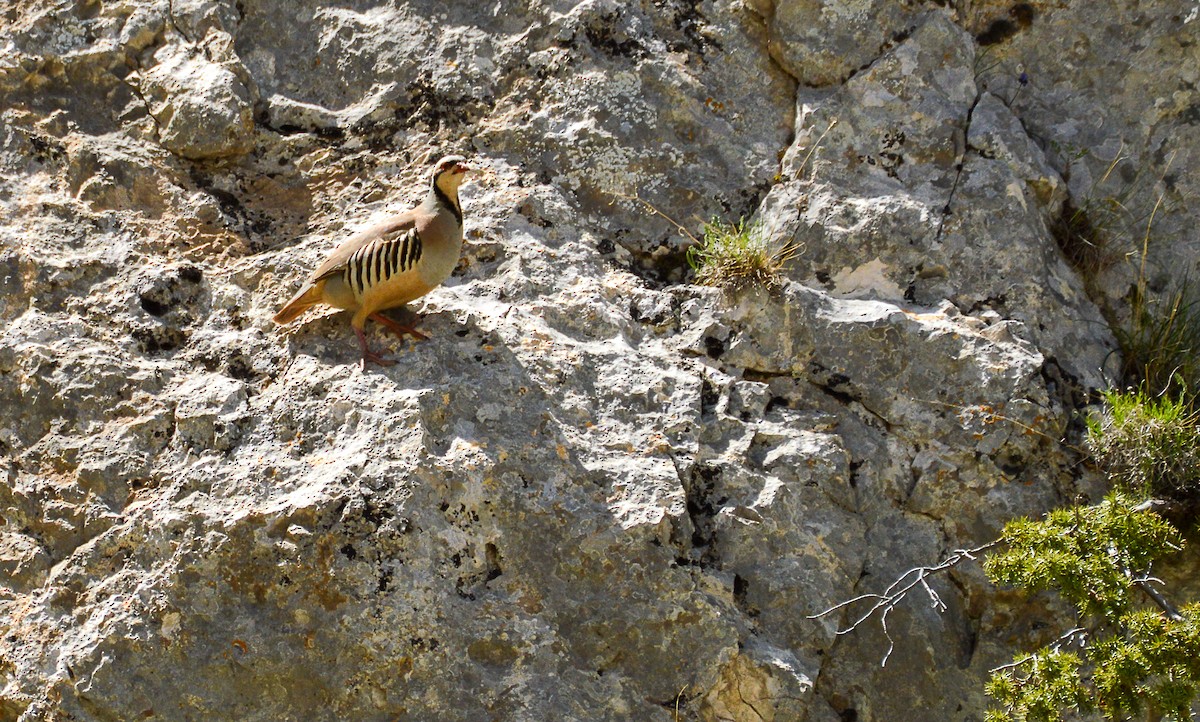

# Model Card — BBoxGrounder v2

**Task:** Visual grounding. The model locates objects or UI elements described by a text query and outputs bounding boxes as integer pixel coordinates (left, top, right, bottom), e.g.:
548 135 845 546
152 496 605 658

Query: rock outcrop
1 1 1194 720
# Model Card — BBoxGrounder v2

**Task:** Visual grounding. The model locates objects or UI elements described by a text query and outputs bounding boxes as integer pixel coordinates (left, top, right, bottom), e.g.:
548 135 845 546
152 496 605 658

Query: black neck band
433 183 462 225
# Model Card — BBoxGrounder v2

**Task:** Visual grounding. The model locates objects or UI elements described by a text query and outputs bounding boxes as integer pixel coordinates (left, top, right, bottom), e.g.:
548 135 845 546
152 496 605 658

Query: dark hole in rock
139 296 170 316
131 325 187 354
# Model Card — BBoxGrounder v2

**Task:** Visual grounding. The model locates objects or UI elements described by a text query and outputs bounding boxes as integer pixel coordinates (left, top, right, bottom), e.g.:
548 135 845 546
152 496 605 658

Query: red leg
353 325 395 369
369 312 429 341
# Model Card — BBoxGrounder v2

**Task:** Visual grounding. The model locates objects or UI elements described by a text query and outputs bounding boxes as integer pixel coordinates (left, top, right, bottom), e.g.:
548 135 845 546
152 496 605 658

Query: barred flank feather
342 230 423 298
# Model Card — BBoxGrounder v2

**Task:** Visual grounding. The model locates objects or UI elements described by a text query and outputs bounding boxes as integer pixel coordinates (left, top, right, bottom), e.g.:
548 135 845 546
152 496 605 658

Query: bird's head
432 155 471 196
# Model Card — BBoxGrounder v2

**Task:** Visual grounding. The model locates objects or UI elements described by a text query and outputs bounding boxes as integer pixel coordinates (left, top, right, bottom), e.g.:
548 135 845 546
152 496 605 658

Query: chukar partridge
273 155 471 368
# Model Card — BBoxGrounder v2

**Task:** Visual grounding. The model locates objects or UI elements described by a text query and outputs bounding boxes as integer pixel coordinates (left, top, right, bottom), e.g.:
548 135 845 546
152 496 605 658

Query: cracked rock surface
0 1 1195 720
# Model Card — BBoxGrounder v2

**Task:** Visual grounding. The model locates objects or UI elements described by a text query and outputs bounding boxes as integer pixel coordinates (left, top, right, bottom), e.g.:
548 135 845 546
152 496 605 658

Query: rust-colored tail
272 282 322 325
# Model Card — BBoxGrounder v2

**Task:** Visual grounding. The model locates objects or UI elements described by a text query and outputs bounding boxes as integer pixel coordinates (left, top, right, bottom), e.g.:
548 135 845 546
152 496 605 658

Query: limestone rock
762 13 1114 390
138 35 255 160
700 642 814 722
752 0 928 86
0 1 1197 721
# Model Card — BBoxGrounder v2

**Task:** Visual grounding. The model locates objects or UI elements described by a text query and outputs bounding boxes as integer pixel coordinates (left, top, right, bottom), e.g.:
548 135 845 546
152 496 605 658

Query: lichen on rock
136 33 256 160
0 1 1195 720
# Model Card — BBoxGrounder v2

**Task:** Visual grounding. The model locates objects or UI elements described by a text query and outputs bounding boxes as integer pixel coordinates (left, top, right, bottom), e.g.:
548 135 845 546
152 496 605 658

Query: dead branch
989 627 1089 674
808 539 1003 666
1133 576 1184 621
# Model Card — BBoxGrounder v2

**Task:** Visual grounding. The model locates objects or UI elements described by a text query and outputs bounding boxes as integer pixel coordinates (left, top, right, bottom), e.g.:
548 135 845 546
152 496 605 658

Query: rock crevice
1 1 1194 720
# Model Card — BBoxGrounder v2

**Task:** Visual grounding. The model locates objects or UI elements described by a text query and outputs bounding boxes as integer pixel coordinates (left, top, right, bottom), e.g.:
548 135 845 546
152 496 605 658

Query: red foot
370 312 429 341
361 349 396 370
354 326 395 369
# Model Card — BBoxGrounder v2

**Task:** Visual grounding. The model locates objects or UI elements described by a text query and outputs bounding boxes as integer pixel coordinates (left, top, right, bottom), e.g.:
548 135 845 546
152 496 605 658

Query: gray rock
137 34 255 160
750 0 927 86
966 1 1200 312
1 1 1196 721
762 13 1114 390
700 640 814 721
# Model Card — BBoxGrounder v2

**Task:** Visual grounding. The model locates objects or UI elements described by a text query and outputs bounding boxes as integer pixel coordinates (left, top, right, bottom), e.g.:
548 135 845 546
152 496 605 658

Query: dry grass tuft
686 218 796 292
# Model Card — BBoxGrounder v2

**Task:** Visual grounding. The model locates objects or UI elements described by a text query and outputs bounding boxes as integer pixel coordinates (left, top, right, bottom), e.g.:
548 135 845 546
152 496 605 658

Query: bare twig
808 539 1003 666
608 191 701 245
989 627 1089 674
793 118 838 180
1130 498 1166 513
920 398 1087 456
1108 506 1184 622
1135 578 1184 621
1112 526 1184 621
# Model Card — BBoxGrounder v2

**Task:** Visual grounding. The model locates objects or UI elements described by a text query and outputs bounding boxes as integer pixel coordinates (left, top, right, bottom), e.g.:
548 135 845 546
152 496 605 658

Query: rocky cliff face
1 1 1195 720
